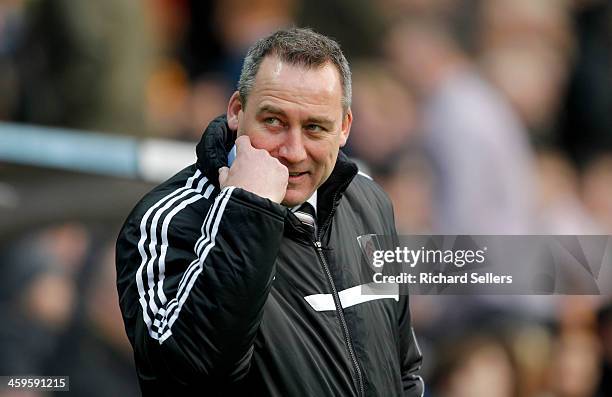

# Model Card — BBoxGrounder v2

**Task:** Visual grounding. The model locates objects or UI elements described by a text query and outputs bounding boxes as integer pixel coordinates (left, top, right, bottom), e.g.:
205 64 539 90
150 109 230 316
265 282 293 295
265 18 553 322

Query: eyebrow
257 104 335 127
256 105 286 117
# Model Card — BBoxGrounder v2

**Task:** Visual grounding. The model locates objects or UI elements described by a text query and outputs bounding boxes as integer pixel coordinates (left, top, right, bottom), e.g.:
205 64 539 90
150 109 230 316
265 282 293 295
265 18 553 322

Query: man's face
227 55 352 207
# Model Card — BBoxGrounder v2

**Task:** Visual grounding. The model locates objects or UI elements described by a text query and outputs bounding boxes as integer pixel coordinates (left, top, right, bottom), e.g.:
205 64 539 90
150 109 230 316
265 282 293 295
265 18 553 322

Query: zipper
306 173 363 395
313 239 365 397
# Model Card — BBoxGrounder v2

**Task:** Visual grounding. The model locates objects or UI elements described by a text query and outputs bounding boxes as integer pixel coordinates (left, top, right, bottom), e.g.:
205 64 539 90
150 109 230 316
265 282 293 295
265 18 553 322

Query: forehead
248 56 343 114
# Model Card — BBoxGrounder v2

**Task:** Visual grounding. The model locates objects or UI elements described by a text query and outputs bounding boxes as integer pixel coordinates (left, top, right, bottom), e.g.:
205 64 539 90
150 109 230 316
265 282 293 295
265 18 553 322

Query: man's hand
218 136 288 203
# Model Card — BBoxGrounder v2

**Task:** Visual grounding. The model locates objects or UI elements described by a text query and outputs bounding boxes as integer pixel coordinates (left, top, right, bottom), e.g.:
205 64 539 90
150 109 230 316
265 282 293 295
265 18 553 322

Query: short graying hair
237 27 352 113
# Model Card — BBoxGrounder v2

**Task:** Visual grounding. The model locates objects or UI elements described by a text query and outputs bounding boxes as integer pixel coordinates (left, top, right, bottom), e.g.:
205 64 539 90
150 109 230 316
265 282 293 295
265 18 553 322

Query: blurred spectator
559 0 612 166
0 0 26 121
14 0 151 134
476 0 574 57
297 0 385 59
215 0 296 60
145 56 192 137
347 61 419 175
386 15 536 234
0 223 139 396
481 44 570 143
430 332 517 397
535 149 601 233
346 60 431 233
596 302 612 396
508 323 554 397
544 329 602 397
53 240 139 397
477 0 574 144
377 152 433 234
581 154 612 233
0 224 88 377
146 0 296 139
181 75 232 140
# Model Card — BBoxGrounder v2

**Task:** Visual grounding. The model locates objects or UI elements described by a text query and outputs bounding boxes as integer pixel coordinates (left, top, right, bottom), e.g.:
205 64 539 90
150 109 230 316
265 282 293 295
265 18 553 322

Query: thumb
218 167 229 187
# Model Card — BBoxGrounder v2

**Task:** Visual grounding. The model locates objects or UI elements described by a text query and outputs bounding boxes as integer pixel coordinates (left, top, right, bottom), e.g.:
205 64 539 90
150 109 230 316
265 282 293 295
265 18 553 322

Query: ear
339 108 353 147
227 91 243 131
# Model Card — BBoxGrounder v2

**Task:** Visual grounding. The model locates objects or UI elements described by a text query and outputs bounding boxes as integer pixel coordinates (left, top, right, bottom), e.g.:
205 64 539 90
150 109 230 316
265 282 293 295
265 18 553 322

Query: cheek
248 132 280 154
310 141 339 169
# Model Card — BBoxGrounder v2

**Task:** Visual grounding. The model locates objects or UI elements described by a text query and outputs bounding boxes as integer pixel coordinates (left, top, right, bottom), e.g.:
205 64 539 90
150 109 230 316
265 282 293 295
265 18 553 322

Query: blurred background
1 0 611 396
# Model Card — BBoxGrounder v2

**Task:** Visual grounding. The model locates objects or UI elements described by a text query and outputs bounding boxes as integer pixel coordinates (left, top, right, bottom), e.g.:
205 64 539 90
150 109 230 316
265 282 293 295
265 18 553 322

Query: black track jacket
116 116 424 396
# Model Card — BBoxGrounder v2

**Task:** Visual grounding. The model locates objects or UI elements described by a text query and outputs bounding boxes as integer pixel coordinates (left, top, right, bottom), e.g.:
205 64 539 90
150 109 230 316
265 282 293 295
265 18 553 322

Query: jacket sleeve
116 185 286 391
398 294 424 396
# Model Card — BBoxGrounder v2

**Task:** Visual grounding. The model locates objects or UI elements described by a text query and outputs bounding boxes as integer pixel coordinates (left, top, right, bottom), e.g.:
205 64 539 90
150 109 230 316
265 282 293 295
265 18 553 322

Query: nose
278 128 307 164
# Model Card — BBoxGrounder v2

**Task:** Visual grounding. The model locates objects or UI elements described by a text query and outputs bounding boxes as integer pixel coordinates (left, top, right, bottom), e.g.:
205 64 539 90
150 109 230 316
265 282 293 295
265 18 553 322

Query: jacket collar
195 115 236 187
195 115 358 230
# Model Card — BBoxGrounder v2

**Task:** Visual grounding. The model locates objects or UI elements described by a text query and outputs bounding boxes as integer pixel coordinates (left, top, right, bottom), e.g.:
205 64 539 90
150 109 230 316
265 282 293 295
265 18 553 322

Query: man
116 28 423 396
386 19 535 234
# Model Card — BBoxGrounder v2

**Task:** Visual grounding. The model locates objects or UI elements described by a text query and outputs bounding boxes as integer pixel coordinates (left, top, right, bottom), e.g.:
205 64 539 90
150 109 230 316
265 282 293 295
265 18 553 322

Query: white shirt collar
290 190 317 215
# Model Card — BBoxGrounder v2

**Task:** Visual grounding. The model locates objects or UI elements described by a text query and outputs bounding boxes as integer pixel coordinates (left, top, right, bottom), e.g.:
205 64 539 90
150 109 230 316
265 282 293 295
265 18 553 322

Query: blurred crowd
1 0 612 396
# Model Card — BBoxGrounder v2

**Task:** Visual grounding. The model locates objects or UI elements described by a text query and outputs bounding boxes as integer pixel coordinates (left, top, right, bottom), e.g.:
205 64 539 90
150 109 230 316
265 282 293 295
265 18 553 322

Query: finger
277 161 289 175
235 135 251 154
218 167 229 186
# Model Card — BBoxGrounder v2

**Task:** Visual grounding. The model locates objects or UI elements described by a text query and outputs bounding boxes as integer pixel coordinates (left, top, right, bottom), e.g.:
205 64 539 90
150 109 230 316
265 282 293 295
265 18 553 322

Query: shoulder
349 170 392 204
344 169 394 217
119 165 216 241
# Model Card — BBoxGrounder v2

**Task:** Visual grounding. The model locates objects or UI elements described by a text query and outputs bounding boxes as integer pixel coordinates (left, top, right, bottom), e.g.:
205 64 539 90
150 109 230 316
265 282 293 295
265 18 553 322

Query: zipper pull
314 241 322 249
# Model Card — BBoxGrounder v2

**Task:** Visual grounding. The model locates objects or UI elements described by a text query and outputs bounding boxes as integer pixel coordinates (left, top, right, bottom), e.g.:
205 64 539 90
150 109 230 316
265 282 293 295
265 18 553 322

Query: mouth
288 171 309 181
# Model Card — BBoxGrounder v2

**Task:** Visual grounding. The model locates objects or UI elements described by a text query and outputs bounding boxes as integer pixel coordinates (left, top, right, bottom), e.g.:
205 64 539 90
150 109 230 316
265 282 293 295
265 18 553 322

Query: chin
282 190 309 207
281 198 302 207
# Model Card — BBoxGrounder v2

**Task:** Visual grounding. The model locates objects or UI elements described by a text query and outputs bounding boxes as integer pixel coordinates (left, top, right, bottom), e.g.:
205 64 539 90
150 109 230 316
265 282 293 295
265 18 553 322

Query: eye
264 117 282 127
305 124 324 133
